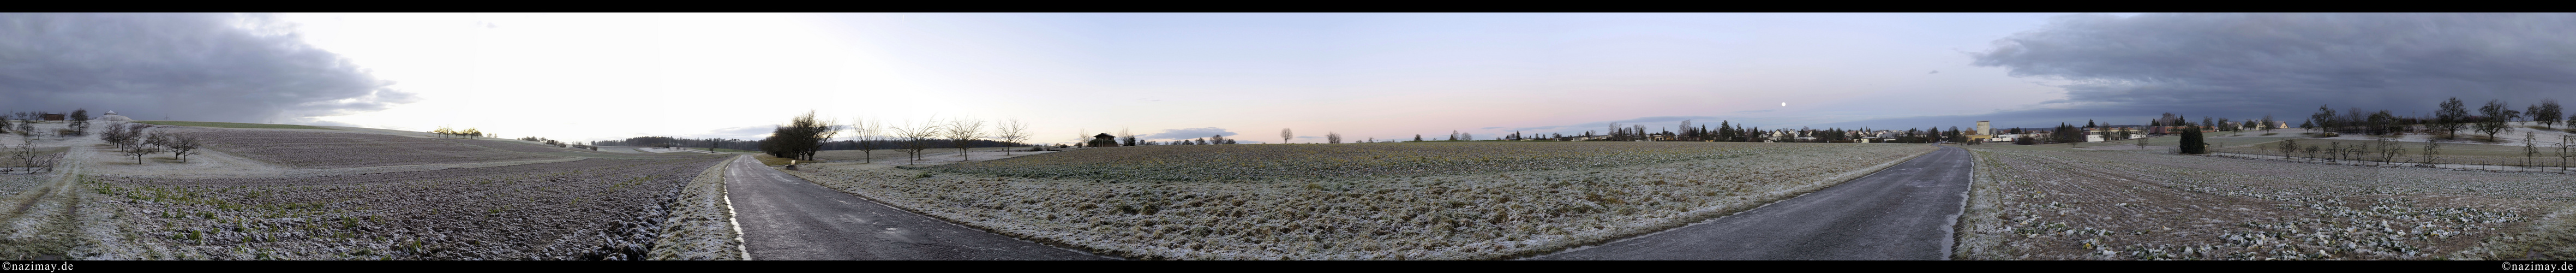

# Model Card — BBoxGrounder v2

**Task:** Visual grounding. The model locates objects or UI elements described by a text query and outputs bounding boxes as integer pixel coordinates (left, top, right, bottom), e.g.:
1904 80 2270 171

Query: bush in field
761 110 839 161
2179 126 2208 154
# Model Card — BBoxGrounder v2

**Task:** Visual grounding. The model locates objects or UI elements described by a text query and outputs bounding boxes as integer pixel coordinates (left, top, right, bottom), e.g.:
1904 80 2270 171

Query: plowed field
87 157 728 260
1956 147 2576 260
789 142 1938 260
183 131 564 168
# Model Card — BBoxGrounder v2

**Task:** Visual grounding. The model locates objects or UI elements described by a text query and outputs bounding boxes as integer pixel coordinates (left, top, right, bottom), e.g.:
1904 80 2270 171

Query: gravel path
1531 145 1973 260
723 156 1105 260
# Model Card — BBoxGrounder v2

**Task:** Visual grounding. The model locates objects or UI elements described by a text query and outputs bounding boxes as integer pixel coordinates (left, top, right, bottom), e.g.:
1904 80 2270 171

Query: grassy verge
131 121 337 130
1953 149 2012 260
647 158 747 260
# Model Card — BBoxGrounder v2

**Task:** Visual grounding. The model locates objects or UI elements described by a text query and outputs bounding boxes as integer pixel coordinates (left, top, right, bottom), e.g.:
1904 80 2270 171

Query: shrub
2180 128 2209 154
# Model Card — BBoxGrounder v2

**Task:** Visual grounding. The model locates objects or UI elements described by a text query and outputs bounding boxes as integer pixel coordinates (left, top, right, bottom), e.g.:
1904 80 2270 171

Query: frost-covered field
430 138 693 160
928 142 1807 181
1955 147 2576 260
183 130 566 168
81 157 728 260
786 142 1936 260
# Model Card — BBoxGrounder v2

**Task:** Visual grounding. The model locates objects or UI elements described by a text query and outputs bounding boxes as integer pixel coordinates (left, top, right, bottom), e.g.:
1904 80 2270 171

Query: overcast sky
10 13 2571 144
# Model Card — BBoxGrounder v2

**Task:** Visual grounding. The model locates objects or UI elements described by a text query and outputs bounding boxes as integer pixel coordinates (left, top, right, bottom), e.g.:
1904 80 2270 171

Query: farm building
98 110 133 122
1087 133 1118 147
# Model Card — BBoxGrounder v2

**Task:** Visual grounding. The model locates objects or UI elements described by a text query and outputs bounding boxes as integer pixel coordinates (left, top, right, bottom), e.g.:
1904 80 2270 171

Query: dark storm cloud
1967 13 2576 120
1138 127 1239 140
0 13 417 124
1810 106 2178 132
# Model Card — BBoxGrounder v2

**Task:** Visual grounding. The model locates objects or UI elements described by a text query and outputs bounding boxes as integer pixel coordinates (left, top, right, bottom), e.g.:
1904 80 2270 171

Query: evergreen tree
2180 124 2208 154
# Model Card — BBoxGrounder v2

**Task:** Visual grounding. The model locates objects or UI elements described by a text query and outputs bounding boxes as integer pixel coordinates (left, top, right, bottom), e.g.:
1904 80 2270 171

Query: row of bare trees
2262 133 2576 171
870 115 1030 164
97 123 201 164
0 139 60 174
2302 97 2568 140
763 111 1035 165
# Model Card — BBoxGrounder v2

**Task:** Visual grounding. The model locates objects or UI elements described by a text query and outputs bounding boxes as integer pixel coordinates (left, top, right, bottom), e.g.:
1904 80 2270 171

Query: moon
1780 102 1787 106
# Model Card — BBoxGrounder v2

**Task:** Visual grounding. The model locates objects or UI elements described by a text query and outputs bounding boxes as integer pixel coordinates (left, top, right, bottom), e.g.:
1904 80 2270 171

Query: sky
7 13 2573 144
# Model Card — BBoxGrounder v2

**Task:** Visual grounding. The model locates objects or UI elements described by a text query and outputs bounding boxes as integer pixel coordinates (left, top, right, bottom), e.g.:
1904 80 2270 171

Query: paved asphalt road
723 156 1109 260
1532 145 1974 260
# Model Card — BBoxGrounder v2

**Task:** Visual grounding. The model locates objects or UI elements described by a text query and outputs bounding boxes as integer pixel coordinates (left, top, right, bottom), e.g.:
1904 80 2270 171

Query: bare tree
940 117 986 161
2135 130 2150 150
0 140 19 173
2535 99 2564 129
2526 132 2540 167
2560 135 2573 172
2436 97 2470 137
65 109 89 136
12 114 29 138
1118 127 1136 147
2374 135 2404 166
994 118 1029 156
2261 115 2277 133
98 121 135 146
849 117 882 163
5 138 56 173
891 116 943 164
2420 139 2442 167
2276 139 2297 158
1075 128 1091 146
1326 132 1342 144
115 123 160 164
1280 128 1293 144
2478 99 2522 140
164 133 201 163
759 110 840 161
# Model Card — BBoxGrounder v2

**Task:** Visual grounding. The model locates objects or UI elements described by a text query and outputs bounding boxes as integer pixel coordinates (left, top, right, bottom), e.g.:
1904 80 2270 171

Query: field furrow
83 157 729 260
1958 147 2576 260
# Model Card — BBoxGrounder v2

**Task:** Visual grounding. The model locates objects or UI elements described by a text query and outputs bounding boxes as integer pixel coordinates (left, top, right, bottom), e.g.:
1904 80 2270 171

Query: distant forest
590 136 1019 152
